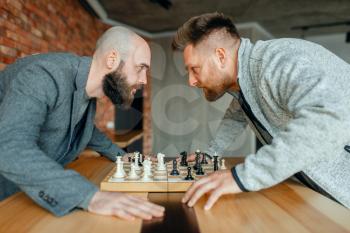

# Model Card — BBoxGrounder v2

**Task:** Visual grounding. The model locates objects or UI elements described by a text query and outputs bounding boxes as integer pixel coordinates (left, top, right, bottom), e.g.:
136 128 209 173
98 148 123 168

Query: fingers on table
183 176 219 207
121 196 165 219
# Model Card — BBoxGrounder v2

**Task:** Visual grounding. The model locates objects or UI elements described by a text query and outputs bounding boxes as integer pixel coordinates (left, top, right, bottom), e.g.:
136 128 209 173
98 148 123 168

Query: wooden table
0 154 349 233
103 129 144 148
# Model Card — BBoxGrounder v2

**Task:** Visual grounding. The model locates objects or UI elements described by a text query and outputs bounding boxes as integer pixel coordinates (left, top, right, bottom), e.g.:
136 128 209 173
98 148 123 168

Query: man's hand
182 170 242 210
88 191 165 220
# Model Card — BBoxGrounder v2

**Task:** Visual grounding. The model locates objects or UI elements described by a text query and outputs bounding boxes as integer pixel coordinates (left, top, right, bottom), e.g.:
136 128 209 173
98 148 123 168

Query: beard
203 88 226 102
203 74 231 102
102 61 134 109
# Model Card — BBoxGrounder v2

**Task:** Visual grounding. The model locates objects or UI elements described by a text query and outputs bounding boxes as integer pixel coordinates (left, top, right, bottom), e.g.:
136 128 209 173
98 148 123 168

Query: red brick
0 45 17 57
0 0 153 151
0 62 7 70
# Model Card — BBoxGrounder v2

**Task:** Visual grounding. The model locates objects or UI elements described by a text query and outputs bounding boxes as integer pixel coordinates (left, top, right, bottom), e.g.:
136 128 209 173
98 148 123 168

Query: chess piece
112 156 125 178
142 159 153 181
200 152 208 164
220 159 227 170
134 152 141 171
213 153 219 171
138 152 143 166
196 161 205 175
127 164 139 180
193 150 201 171
170 159 180 176
180 151 188 166
157 153 166 171
184 167 194 180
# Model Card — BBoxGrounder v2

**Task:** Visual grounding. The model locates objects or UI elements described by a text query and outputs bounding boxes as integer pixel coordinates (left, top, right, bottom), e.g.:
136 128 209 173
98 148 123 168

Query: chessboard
100 151 226 193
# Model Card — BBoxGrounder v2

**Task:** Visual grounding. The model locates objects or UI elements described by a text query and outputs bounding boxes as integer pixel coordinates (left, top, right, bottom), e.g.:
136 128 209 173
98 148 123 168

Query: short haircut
172 12 240 51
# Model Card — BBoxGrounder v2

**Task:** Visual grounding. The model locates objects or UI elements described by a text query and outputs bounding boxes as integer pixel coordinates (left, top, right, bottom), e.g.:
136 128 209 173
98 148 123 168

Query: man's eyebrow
140 63 150 69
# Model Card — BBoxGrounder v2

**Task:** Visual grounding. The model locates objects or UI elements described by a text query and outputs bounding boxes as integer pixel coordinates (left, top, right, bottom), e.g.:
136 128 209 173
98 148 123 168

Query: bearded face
102 61 134 109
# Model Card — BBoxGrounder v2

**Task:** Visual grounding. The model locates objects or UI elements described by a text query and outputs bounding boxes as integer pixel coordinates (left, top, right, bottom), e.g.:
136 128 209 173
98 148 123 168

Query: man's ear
106 49 120 70
215 48 226 68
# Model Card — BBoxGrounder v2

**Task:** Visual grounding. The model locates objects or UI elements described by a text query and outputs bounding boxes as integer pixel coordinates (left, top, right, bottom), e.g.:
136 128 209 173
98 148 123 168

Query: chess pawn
220 159 227 170
113 157 126 178
184 167 194 180
128 164 140 180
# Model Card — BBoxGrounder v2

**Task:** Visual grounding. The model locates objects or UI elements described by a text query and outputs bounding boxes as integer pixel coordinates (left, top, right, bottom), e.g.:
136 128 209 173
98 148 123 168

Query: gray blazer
208 38 350 208
0 53 124 216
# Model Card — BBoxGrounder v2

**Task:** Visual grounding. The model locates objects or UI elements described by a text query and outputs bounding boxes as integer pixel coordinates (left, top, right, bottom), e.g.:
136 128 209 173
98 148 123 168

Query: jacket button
39 191 45 198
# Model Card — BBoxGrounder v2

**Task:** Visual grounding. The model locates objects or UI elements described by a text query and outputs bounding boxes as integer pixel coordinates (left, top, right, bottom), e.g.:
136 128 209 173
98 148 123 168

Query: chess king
0 26 164 219
172 12 350 209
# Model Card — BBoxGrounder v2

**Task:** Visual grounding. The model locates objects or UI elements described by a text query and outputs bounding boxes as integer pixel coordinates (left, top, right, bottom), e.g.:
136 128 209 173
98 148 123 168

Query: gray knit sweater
208 38 350 208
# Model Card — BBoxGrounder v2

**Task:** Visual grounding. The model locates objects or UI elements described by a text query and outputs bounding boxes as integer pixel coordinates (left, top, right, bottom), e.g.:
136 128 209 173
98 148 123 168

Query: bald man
0 26 164 219
172 13 350 209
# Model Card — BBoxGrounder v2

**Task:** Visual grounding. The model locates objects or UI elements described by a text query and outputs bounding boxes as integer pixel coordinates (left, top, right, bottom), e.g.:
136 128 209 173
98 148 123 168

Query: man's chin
204 89 224 102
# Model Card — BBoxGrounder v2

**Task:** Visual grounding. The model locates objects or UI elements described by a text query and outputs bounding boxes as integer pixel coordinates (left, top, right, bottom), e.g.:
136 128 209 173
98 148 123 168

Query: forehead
184 44 200 66
131 41 151 64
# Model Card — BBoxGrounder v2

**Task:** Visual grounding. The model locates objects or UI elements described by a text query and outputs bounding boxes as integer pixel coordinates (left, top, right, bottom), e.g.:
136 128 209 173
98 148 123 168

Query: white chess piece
134 152 140 171
156 153 166 171
220 159 227 170
113 156 125 178
142 159 153 181
128 164 140 180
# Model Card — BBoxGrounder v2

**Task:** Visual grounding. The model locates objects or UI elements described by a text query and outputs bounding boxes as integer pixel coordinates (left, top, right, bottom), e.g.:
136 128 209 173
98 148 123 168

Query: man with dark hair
0 26 165 219
172 12 350 210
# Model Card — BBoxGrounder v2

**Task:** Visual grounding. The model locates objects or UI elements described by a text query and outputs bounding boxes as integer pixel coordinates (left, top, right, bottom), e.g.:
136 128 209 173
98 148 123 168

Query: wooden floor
0 154 349 233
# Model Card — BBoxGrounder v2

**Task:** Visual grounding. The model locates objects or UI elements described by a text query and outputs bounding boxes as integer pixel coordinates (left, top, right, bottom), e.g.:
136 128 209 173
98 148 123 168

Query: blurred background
1 0 349 157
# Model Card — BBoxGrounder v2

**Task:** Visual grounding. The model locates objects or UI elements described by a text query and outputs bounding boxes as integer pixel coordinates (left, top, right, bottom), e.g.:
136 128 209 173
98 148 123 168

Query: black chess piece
180 151 188 166
213 155 219 171
170 159 180 176
200 152 208 164
184 167 194 180
138 153 143 166
193 151 201 170
196 162 205 175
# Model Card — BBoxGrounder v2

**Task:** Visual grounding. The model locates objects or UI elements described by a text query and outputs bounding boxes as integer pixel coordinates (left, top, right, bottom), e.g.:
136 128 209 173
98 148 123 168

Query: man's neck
228 40 240 92
86 58 104 98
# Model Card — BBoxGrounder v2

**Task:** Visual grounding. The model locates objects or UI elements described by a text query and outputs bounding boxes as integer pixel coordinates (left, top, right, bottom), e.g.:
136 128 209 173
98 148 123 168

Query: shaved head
88 26 150 108
95 26 139 60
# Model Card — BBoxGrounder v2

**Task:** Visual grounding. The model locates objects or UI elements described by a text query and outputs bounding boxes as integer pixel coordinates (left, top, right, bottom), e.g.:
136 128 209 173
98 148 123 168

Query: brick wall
0 0 152 153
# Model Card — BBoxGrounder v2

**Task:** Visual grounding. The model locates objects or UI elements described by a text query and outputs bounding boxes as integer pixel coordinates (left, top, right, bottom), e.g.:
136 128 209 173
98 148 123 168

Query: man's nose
139 74 147 85
188 74 197 87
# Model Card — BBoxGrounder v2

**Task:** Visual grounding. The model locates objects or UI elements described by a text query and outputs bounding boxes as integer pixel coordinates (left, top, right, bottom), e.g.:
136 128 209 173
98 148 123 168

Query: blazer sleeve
0 66 98 216
87 126 126 162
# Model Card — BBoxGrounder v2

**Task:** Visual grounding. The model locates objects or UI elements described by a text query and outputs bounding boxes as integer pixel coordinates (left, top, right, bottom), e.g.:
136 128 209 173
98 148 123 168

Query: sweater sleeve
234 55 347 191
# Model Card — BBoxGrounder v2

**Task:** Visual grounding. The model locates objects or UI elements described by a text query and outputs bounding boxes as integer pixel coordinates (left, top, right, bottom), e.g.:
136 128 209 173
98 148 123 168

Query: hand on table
88 191 165 220
182 170 242 210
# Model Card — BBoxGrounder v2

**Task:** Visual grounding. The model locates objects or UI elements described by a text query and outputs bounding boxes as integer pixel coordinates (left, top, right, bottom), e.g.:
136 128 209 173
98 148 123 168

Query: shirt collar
75 56 92 100
227 37 253 98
